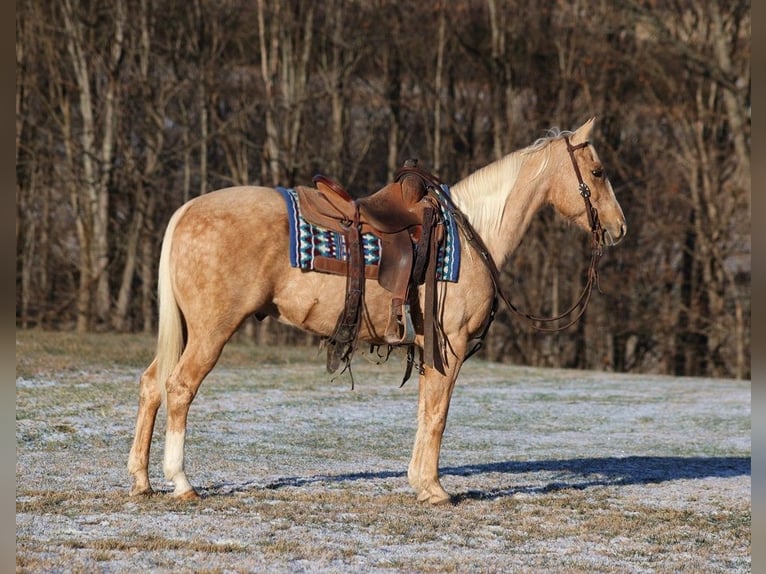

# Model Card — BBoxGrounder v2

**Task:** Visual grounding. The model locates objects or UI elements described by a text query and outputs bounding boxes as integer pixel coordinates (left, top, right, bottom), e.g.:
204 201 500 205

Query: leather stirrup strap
422 212 446 375
411 206 434 284
327 208 364 374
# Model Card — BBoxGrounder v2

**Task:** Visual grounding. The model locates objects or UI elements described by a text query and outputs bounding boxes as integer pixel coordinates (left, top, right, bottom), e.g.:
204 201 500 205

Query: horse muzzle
603 222 627 247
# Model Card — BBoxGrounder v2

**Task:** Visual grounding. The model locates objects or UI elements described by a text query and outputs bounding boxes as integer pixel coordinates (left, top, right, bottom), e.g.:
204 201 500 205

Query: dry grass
16 329 750 573
15 483 750 572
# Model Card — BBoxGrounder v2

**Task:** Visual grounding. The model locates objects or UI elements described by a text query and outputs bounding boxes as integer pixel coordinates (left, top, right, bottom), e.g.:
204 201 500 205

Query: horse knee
164 363 199 404
418 408 449 437
164 340 223 404
165 380 195 404
138 368 163 409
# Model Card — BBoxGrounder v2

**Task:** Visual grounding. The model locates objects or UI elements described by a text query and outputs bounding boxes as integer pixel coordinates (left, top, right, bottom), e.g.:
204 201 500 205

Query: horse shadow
205 455 750 501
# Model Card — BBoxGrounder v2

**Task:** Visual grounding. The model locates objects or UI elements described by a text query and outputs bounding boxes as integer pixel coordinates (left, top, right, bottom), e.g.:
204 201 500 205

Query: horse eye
591 168 604 179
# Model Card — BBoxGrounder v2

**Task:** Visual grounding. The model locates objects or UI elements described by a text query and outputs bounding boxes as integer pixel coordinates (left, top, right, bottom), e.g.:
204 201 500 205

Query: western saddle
295 162 448 380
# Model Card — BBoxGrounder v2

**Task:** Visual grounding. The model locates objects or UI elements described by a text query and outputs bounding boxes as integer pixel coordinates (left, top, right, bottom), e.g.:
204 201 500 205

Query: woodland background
15 0 750 379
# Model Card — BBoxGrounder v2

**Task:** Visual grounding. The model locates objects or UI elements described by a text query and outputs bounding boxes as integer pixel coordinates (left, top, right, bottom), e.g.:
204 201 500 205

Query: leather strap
422 212 446 374
326 208 365 376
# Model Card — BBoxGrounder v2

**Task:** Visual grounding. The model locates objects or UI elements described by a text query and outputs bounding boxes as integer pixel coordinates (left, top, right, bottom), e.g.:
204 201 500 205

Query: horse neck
451 150 550 266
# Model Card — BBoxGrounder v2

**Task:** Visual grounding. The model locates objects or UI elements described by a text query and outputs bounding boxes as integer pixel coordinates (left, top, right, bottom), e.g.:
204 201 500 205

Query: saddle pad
276 185 461 282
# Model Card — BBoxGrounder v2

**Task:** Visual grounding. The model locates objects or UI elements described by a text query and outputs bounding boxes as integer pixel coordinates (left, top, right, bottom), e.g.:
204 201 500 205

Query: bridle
564 136 606 252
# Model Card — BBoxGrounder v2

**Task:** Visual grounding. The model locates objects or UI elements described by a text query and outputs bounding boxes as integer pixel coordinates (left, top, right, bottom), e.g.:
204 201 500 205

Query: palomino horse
127 117 626 504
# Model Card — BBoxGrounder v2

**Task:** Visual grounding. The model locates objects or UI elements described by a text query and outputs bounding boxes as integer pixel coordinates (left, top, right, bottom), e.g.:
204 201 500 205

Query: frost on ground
16 333 750 573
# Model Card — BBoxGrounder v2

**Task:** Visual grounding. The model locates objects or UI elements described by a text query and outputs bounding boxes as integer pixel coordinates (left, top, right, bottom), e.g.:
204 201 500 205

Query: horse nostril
612 223 627 245
606 223 628 246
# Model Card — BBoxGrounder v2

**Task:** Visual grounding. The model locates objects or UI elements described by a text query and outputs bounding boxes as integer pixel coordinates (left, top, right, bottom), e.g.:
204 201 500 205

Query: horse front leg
408 358 463 504
127 359 162 496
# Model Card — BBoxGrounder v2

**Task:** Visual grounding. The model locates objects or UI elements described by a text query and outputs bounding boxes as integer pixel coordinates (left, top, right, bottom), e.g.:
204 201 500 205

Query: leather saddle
295 163 447 378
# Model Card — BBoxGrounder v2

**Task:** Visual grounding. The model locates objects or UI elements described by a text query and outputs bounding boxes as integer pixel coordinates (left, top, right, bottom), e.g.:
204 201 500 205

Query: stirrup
384 301 416 345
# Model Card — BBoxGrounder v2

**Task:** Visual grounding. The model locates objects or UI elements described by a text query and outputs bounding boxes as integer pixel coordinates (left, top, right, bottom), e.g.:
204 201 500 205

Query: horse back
165 185 494 348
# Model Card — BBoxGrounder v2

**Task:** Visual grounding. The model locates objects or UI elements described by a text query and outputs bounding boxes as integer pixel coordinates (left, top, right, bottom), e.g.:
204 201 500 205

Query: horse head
549 117 627 247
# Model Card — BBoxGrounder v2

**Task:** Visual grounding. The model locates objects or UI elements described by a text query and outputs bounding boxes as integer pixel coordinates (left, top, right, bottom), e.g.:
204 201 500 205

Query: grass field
16 330 750 573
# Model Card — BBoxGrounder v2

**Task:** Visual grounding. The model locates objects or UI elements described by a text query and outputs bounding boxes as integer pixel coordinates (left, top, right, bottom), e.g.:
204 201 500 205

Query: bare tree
112 0 177 331
628 0 750 377
256 0 315 186
58 0 126 331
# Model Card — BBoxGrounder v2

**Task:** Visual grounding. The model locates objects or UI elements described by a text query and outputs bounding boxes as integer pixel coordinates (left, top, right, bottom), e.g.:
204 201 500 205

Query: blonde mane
450 128 574 239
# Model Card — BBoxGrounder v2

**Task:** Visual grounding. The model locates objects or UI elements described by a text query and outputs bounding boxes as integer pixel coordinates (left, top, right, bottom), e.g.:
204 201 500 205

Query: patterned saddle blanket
277 185 461 282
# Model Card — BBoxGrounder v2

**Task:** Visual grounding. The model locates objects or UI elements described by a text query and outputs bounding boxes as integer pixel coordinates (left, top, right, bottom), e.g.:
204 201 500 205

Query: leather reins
407 137 607 359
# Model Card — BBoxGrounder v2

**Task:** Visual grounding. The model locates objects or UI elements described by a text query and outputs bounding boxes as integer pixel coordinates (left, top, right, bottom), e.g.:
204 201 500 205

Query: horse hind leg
162 333 230 499
127 359 163 496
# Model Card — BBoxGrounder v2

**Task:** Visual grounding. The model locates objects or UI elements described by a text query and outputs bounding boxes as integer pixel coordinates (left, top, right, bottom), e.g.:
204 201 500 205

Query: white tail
155 203 191 403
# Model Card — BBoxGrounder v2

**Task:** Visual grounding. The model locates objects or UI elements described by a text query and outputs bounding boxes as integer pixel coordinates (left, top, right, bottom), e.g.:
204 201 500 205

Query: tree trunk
432 7 446 173
385 50 402 180
112 188 144 331
323 0 346 178
285 2 315 184
487 0 512 159
257 0 282 184
198 82 209 194
140 193 156 334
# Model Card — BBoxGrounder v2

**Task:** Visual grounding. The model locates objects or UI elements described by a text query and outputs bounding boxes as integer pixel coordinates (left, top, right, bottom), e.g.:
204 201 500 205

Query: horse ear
570 117 596 145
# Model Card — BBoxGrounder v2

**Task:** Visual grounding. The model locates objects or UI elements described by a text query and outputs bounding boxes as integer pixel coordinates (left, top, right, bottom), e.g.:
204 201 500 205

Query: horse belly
270 271 395 343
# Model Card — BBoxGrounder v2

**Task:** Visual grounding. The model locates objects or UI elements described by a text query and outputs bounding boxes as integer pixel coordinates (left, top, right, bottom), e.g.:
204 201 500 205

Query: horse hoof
176 489 201 501
417 489 452 505
129 485 155 497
